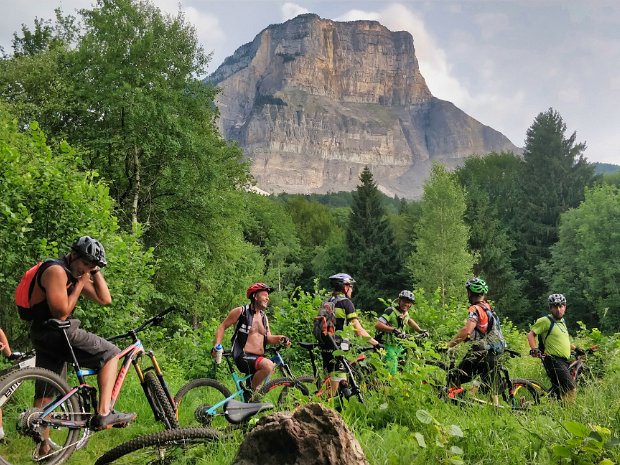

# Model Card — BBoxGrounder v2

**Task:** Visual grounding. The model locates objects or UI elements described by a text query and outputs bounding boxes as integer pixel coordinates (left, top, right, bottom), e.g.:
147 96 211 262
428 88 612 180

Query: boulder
232 403 370 465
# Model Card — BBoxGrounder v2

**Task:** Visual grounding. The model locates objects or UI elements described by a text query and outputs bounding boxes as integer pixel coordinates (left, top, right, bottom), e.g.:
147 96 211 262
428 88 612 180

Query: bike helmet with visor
71 236 107 267
246 282 274 299
548 293 566 306
465 277 488 295
398 290 415 302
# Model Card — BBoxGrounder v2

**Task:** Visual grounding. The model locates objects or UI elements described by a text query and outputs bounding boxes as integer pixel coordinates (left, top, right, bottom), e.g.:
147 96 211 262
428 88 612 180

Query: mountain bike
173 345 305 430
260 340 375 406
424 347 539 410
510 346 599 405
0 307 179 465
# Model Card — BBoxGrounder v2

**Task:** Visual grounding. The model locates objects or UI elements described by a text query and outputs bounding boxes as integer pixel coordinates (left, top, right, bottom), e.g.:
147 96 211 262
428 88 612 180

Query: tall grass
4 289 618 464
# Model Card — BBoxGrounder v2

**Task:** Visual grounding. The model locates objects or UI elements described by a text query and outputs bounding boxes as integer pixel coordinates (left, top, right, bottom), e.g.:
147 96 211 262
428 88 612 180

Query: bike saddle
224 399 273 424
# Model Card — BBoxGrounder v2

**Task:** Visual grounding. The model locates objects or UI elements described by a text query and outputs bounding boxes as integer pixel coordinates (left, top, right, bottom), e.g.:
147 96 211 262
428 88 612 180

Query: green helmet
465 277 488 295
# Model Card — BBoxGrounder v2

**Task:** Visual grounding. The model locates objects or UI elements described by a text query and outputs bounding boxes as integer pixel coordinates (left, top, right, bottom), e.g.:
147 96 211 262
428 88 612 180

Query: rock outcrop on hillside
210 14 518 198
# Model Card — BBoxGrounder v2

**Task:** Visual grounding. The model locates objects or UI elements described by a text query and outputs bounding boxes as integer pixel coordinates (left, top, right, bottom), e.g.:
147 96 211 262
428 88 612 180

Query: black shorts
543 355 575 397
234 353 266 375
31 319 120 396
449 349 500 394
320 350 347 380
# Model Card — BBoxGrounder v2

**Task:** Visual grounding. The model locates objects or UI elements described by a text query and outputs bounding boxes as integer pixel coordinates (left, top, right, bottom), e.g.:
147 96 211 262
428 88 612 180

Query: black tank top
30 257 77 324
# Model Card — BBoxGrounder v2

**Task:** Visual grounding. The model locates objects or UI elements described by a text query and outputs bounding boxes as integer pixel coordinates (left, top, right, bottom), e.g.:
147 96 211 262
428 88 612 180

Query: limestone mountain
209 13 519 198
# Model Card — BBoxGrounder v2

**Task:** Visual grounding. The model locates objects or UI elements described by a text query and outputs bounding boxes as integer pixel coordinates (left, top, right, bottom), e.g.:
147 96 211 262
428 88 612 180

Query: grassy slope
60 338 620 465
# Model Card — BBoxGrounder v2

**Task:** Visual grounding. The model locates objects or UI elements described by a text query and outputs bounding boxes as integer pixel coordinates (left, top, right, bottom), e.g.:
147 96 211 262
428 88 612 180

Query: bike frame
34 309 176 430
524 351 591 395
298 341 365 401
202 347 291 417
426 348 520 407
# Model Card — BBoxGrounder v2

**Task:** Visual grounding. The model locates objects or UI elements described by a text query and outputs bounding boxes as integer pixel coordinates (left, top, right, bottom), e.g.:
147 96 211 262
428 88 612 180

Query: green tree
456 153 524 319
241 194 302 293
0 103 154 344
409 164 475 306
1 0 254 321
284 196 344 290
346 166 406 311
512 108 596 314
542 185 620 330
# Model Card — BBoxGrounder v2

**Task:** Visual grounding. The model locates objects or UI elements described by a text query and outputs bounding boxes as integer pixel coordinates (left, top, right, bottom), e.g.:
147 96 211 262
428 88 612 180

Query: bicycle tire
143 371 179 429
94 427 219 464
0 367 82 465
510 378 543 408
173 378 232 429
258 377 310 407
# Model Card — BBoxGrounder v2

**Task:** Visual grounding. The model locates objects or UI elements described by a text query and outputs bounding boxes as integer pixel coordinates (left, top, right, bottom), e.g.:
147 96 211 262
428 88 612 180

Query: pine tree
512 108 596 317
345 166 405 311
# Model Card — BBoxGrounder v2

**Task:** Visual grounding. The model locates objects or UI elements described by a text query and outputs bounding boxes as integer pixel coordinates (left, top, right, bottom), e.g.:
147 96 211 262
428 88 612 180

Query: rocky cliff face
210 14 518 198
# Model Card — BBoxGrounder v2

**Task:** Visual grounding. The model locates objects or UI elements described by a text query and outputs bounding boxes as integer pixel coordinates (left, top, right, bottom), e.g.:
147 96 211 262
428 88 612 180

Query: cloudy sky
1 0 619 165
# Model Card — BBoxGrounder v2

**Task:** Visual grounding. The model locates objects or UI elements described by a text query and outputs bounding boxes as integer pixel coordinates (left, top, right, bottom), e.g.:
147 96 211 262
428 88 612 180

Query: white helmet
398 290 415 302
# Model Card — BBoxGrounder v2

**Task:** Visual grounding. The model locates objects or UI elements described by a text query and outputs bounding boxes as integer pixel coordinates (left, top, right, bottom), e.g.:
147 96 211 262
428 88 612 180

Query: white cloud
335 9 380 21
282 3 310 21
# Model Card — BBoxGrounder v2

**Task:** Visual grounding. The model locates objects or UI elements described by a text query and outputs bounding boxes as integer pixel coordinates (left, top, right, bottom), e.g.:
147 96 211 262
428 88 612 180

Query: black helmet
71 236 107 267
329 273 355 290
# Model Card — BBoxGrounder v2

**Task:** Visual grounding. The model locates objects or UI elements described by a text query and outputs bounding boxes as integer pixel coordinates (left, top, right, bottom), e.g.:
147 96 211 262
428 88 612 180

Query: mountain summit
209 14 518 198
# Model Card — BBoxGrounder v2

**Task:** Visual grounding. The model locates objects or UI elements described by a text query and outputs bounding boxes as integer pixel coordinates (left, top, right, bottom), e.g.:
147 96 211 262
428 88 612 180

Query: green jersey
531 315 571 359
377 307 411 345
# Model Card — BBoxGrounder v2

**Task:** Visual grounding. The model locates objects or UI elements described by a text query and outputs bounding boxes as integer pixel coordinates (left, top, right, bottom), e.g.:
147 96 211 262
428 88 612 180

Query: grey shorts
31 319 120 375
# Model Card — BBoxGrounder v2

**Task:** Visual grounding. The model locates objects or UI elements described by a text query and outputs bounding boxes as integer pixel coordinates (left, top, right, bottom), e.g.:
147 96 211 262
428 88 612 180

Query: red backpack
15 259 69 321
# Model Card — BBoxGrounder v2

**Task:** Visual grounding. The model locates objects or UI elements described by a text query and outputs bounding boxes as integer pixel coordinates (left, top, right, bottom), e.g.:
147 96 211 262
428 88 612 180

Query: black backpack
537 315 556 354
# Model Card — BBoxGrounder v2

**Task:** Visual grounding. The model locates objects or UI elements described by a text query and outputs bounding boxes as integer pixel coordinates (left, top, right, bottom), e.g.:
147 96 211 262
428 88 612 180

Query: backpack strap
541 314 555 345
35 259 73 294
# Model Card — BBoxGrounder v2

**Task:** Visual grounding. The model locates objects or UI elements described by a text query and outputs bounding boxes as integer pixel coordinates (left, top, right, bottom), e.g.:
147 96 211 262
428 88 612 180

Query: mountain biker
26 236 135 456
446 277 502 403
321 273 382 396
527 293 576 402
213 282 291 394
375 290 429 374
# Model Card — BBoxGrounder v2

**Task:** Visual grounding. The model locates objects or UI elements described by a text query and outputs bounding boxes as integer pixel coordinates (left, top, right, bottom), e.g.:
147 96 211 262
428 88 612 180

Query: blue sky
2 0 619 165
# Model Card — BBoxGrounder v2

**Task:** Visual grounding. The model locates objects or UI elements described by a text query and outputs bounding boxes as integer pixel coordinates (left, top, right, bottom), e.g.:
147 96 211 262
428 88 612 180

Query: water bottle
214 344 223 364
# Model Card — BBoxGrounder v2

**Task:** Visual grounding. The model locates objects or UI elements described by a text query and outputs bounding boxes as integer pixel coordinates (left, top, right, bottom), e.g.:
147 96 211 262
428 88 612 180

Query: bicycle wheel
94 427 219 465
0 367 82 465
258 377 310 408
173 378 232 429
143 372 179 429
510 378 543 409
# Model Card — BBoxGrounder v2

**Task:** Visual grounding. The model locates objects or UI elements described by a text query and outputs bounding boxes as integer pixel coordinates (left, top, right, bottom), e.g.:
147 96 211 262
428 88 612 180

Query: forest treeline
1 0 619 348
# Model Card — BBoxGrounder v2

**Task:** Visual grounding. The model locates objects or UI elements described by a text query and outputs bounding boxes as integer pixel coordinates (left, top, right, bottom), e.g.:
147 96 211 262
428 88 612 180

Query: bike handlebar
108 306 176 342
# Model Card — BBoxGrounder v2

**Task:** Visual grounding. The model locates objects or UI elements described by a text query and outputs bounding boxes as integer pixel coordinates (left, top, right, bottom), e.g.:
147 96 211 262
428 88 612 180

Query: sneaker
90 410 137 430
32 439 62 462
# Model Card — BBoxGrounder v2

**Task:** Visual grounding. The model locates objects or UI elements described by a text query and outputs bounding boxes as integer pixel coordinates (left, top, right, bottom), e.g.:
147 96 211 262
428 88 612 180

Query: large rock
209 14 519 199
232 403 370 465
